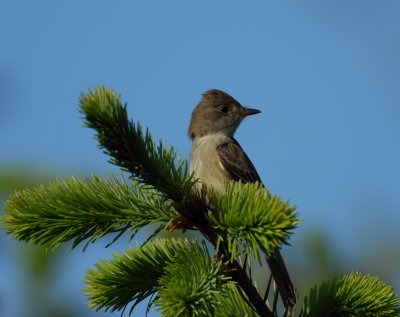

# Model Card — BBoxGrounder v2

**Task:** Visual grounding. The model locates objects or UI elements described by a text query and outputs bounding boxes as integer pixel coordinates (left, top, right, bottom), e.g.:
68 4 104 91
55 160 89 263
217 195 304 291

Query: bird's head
188 89 261 139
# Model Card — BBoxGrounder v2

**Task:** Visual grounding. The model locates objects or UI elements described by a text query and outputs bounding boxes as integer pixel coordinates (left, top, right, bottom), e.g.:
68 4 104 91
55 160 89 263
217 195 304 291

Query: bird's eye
219 105 231 113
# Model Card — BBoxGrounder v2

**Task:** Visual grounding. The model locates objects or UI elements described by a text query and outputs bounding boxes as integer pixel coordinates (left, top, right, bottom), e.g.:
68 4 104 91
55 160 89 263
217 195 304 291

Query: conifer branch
157 239 229 317
302 272 400 317
211 181 300 262
2 85 398 317
79 86 193 202
85 238 229 316
85 238 193 313
215 283 258 317
3 174 178 250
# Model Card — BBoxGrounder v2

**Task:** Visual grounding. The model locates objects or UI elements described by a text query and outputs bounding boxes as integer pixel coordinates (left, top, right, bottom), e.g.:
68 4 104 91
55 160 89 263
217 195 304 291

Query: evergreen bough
2 85 399 317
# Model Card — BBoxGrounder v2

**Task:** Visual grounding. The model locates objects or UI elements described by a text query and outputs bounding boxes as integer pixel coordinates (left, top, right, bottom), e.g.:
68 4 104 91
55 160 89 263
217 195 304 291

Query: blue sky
1 1 399 316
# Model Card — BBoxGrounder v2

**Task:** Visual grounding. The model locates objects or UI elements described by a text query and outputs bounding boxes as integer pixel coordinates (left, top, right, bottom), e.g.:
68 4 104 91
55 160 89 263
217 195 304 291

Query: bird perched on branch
188 89 296 313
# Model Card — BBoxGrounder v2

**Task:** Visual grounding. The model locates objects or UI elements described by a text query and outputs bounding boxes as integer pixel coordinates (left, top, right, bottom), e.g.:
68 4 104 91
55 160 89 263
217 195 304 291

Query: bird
188 89 296 312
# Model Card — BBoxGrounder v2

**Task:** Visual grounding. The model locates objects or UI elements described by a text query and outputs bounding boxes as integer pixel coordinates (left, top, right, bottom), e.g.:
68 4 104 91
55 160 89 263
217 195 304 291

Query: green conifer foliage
2 86 399 317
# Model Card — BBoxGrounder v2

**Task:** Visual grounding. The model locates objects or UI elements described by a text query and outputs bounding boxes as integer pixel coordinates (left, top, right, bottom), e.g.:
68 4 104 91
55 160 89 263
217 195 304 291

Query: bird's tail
267 250 297 316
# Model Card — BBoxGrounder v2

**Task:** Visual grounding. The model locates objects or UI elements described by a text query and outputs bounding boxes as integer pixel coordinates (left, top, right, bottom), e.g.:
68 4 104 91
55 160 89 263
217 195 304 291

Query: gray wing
216 138 262 184
218 139 297 310
217 139 296 308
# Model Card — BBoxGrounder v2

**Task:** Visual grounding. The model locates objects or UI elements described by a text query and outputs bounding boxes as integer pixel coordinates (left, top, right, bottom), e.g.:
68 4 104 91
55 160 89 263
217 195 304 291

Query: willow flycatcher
189 89 296 311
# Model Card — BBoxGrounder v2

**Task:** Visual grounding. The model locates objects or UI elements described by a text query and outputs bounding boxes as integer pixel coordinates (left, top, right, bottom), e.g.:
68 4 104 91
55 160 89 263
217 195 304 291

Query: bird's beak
241 107 261 117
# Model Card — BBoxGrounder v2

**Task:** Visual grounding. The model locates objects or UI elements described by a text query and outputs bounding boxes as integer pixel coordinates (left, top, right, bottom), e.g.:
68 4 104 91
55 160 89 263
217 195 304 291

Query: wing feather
216 139 262 184
216 138 296 310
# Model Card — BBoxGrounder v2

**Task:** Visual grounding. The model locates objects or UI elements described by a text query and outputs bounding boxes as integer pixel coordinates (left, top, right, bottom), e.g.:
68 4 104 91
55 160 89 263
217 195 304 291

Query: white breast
190 134 232 196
